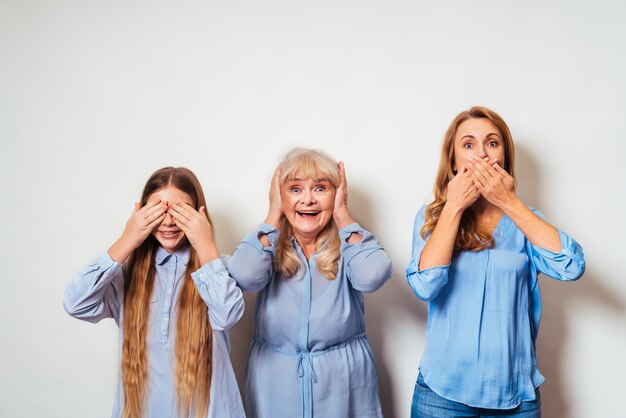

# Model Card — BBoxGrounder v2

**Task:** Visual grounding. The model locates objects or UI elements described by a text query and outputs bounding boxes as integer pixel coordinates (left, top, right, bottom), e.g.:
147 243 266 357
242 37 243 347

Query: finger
271 165 283 191
492 162 510 177
134 202 141 212
470 171 486 189
273 165 282 182
171 216 190 233
170 203 194 221
472 157 497 178
338 161 346 180
198 206 209 220
139 199 162 213
469 162 488 184
337 161 347 189
452 166 469 181
167 210 189 230
145 201 166 218
147 212 167 229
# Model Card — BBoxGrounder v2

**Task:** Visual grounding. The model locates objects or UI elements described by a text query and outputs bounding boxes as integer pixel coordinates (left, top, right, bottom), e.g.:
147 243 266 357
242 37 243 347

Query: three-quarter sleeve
227 223 278 292
527 209 586 281
340 223 392 293
191 255 244 331
405 207 450 301
63 252 124 324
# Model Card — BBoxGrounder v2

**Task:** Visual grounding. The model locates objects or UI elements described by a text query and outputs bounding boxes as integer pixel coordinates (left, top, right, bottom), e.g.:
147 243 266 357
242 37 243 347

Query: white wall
1 1 625 417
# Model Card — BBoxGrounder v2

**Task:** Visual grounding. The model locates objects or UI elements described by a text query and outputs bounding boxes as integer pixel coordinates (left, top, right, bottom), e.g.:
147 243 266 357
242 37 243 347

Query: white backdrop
1 1 625 417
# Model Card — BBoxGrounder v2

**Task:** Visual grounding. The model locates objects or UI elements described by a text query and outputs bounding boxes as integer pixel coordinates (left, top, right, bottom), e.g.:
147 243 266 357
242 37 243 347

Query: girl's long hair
122 167 213 418
421 106 516 251
275 148 341 279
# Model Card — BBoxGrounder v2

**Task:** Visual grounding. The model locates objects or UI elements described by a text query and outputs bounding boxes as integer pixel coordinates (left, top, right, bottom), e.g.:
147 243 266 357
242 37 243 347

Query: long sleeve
227 223 278 292
526 209 585 341
405 207 450 301
191 255 245 331
340 223 392 293
526 209 586 281
63 252 124 324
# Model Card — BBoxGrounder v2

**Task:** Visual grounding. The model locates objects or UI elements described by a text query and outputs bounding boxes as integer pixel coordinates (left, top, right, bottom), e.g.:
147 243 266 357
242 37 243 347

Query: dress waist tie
254 332 366 418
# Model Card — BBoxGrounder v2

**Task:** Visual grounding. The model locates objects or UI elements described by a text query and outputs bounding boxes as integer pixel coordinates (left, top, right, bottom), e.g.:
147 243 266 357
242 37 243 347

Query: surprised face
281 172 336 243
453 118 505 171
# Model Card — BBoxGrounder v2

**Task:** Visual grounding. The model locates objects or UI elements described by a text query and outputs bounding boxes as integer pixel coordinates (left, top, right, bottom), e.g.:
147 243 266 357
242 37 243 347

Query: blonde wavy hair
122 167 213 418
421 106 516 251
275 148 341 280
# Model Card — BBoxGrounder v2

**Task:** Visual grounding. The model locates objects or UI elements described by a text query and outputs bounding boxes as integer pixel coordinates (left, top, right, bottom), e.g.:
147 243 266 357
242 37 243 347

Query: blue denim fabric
411 374 541 418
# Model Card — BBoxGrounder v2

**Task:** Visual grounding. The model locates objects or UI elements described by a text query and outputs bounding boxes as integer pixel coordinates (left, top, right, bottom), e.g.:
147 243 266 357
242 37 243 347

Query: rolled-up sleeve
191 255 244 331
340 223 393 293
227 223 278 292
63 252 124 324
527 209 585 281
405 207 450 301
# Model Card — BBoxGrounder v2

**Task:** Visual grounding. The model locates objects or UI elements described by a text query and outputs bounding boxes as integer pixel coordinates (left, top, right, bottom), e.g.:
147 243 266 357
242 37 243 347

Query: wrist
264 210 283 228
334 209 354 230
196 241 220 265
500 196 524 214
108 237 136 263
442 201 466 218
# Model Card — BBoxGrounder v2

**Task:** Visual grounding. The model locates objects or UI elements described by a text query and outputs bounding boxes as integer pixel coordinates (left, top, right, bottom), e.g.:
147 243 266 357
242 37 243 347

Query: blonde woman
228 148 392 418
406 107 586 417
64 167 245 418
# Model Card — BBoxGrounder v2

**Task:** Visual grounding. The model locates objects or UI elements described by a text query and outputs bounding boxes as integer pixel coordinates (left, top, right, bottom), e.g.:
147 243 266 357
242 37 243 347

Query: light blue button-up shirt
406 206 586 409
64 246 246 418
228 223 393 418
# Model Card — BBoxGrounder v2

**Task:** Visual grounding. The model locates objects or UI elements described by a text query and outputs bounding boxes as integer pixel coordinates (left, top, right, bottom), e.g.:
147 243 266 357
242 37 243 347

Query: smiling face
281 171 336 243
147 186 195 253
453 118 505 171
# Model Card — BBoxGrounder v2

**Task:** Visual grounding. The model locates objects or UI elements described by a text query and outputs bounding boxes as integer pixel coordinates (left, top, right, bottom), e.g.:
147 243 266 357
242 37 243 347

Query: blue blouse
64 246 246 418
406 206 585 409
227 223 393 418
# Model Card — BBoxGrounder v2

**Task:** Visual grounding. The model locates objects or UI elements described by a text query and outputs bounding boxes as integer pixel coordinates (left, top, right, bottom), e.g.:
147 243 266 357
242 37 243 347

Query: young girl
64 167 245 418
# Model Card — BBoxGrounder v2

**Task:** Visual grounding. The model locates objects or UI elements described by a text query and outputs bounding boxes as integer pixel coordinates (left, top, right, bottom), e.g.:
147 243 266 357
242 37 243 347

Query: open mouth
296 211 320 218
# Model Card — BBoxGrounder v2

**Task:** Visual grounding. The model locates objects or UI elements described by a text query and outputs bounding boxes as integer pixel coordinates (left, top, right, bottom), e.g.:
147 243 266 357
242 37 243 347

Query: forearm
107 237 135 263
64 254 123 322
502 198 560 252
195 240 220 265
228 225 277 292
419 204 463 270
341 225 391 291
334 209 361 243
192 258 244 330
262 210 283 246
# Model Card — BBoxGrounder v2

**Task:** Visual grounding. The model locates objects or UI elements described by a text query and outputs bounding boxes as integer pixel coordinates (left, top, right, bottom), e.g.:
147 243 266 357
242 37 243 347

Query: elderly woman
228 148 392 418
406 107 585 417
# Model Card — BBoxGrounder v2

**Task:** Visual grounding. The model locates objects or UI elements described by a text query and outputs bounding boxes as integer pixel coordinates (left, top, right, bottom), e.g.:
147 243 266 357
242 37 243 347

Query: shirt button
167 288 172 294
165 301 170 307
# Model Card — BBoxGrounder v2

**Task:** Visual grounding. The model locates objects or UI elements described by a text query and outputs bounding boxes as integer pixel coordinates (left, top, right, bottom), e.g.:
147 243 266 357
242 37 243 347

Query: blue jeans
411 373 541 418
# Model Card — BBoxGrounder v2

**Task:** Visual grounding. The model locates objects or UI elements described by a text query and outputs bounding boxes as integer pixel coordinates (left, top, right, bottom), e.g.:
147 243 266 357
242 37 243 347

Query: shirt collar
155 245 191 266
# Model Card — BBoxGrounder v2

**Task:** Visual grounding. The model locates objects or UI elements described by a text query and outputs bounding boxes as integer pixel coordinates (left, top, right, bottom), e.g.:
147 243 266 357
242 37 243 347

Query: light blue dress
406 206 586 409
64 246 246 418
227 223 393 418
